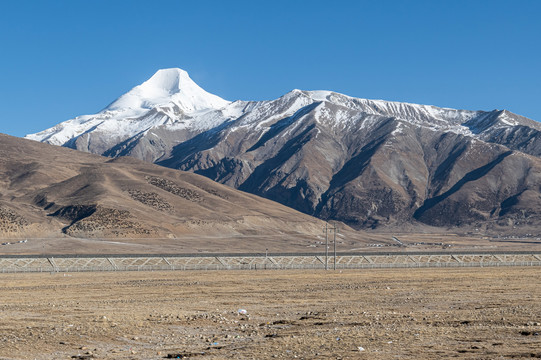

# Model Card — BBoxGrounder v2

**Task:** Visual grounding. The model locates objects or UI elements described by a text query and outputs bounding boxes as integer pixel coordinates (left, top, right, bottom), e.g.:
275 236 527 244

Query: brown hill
0 133 332 252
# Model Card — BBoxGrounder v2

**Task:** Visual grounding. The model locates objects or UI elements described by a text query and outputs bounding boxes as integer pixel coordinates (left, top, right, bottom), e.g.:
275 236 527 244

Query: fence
0 252 540 273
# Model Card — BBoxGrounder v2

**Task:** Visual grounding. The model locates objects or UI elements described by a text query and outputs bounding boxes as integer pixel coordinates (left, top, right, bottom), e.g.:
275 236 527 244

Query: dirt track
0 267 540 359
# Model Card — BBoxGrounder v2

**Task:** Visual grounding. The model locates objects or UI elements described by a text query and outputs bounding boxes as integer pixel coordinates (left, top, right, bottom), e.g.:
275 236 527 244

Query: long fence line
0 252 540 273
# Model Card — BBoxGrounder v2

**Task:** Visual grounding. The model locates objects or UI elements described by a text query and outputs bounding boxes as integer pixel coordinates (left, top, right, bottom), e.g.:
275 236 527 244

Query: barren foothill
2 133 541 257
0 267 539 359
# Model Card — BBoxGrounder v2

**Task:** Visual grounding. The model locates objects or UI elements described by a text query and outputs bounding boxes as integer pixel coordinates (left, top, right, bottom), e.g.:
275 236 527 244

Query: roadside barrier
0 252 539 273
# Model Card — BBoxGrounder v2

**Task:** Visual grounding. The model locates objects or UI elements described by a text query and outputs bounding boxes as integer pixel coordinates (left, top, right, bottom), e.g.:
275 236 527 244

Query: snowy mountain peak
104 68 229 113
25 68 231 147
139 68 191 94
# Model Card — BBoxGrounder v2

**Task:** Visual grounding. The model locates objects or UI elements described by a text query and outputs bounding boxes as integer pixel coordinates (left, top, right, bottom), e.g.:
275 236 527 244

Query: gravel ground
0 267 539 359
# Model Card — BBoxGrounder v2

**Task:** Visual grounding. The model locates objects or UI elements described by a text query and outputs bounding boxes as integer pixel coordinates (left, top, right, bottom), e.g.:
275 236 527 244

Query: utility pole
324 223 328 270
333 222 338 270
324 222 339 270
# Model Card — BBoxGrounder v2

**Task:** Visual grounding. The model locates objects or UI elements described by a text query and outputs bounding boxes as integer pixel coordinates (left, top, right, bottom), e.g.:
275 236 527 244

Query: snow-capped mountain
26 68 541 233
27 69 231 153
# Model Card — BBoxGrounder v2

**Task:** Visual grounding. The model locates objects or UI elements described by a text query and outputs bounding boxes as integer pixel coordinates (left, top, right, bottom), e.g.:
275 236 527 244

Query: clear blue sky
1 0 540 137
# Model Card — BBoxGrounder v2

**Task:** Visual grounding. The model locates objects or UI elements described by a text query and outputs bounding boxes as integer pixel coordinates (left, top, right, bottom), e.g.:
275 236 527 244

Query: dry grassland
0 267 540 359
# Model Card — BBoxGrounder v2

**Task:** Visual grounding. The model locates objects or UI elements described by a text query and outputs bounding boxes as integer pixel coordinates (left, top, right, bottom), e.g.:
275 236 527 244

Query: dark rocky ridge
154 99 541 234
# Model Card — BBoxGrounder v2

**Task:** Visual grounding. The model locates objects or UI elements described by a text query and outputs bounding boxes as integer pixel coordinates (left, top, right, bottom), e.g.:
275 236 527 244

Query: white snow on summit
105 68 230 114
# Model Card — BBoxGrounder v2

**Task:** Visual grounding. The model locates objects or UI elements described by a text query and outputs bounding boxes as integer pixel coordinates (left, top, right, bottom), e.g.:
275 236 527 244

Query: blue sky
1 0 540 137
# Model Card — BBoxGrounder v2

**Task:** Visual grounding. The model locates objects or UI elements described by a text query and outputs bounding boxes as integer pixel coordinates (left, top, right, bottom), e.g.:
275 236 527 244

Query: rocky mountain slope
26 69 541 234
0 133 326 240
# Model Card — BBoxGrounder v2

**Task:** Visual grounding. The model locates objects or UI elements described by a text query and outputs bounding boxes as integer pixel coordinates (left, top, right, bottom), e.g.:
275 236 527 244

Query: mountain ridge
25 68 541 233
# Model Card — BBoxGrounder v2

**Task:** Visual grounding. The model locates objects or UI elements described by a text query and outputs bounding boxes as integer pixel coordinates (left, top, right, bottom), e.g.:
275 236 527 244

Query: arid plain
0 267 539 359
